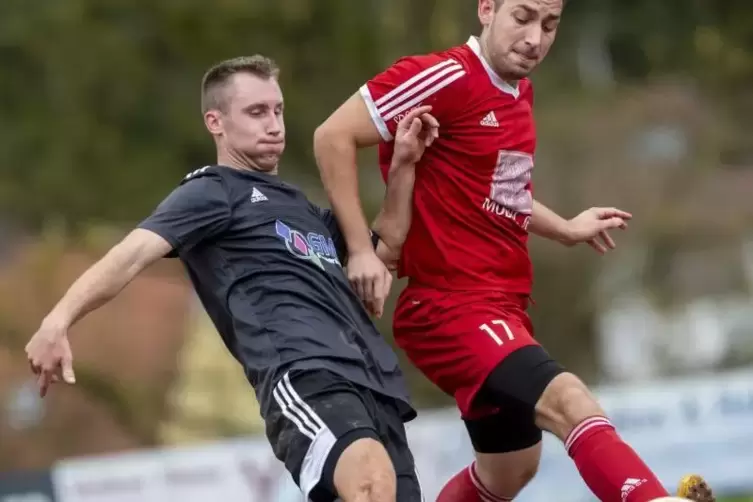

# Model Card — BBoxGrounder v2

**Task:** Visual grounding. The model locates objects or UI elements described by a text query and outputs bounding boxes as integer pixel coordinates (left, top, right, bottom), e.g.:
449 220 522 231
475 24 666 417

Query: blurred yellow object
676 474 715 502
159 301 265 444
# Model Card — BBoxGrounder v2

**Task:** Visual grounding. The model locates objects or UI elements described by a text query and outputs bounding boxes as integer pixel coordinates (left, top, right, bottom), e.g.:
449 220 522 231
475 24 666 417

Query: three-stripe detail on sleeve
376 59 465 120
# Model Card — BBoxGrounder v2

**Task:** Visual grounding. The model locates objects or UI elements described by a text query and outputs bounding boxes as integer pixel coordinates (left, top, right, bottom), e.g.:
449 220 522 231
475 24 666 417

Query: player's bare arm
315 97 437 316
373 106 432 272
314 93 390 316
372 160 415 272
314 93 384 254
25 228 172 397
529 200 632 255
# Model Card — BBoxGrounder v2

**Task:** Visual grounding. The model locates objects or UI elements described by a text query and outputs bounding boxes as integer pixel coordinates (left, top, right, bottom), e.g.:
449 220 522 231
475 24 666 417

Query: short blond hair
201 55 280 113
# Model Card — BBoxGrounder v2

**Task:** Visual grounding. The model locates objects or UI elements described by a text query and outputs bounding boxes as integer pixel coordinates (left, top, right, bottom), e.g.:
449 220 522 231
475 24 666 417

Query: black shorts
265 369 422 502
464 345 565 454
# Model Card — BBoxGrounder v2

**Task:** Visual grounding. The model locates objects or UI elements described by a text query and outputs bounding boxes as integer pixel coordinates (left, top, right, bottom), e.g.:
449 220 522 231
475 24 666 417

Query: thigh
393 288 540 418
374 397 424 502
265 369 384 502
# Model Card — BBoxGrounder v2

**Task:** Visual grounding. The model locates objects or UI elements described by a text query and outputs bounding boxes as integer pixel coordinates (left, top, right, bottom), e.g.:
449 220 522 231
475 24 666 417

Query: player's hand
563 207 632 254
25 321 76 397
347 250 393 318
391 105 439 168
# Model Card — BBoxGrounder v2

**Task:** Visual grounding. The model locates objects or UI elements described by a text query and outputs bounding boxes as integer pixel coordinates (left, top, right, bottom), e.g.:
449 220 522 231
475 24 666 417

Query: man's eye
543 21 559 32
513 11 531 23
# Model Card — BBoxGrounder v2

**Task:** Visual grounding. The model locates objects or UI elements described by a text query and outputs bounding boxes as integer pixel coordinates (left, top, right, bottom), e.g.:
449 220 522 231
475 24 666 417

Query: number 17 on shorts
393 296 541 417
479 319 517 346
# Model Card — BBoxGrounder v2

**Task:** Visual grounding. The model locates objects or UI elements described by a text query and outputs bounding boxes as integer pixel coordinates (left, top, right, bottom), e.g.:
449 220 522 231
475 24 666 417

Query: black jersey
138 165 414 421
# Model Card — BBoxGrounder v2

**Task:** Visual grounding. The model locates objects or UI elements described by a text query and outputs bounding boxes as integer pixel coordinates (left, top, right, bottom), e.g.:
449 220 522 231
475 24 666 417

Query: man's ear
478 0 497 26
204 109 224 136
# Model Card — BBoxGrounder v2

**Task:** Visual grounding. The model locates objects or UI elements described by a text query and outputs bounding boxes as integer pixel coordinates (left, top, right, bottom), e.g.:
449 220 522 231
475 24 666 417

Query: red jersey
361 36 536 293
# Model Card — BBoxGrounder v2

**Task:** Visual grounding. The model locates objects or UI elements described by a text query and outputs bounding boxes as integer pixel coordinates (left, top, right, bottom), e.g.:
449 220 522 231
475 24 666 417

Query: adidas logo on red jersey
480 111 499 127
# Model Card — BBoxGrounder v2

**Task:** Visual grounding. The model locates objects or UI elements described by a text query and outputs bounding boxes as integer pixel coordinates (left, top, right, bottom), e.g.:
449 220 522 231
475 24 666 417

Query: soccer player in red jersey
313 1 715 501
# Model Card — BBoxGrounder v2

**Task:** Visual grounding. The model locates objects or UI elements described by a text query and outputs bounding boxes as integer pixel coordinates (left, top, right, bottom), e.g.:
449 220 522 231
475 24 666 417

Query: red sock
566 416 669 502
436 462 512 502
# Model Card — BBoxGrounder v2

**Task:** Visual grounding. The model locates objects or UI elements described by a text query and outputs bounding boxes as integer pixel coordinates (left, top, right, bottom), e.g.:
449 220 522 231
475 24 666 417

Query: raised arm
25 229 172 396
373 165 415 271
313 95 395 316
314 54 460 317
372 106 435 270
314 93 384 256
314 96 437 315
316 106 434 316
314 57 456 254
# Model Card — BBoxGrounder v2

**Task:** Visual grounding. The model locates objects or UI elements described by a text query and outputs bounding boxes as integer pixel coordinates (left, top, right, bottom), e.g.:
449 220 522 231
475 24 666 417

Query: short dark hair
201 55 280 113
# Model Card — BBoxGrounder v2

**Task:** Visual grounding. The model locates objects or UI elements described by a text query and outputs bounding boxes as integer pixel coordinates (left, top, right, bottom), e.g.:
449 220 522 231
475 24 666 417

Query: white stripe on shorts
273 372 338 500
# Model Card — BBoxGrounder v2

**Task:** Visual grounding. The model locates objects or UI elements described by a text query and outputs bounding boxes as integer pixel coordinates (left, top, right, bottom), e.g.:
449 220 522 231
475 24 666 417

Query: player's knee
534 372 604 440
334 437 397 502
475 445 541 498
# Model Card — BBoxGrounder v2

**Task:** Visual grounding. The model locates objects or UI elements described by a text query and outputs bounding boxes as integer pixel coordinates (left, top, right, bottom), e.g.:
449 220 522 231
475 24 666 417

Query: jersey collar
466 36 520 99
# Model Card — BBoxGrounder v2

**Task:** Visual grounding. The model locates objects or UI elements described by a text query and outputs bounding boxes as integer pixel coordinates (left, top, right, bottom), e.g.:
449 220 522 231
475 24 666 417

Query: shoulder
380 49 469 90
155 166 230 210
389 51 461 71
180 165 226 187
176 165 236 199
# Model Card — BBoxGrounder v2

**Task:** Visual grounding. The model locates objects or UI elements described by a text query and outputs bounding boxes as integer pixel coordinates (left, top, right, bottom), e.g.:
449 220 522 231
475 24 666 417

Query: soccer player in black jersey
25 55 439 502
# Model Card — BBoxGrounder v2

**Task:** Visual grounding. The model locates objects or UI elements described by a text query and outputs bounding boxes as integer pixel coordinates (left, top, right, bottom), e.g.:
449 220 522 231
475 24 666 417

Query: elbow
313 123 337 158
313 123 328 151
106 242 146 284
314 122 354 162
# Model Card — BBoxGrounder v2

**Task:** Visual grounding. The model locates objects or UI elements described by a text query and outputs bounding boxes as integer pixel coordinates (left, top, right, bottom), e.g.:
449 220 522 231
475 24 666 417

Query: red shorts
392 285 539 419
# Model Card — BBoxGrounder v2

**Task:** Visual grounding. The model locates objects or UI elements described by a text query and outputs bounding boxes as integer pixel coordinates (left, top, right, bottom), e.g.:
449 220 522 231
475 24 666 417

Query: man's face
479 0 562 79
206 73 285 172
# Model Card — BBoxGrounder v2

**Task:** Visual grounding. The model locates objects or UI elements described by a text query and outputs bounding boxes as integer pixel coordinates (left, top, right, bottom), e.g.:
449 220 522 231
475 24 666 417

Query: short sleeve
138 175 231 257
359 55 466 142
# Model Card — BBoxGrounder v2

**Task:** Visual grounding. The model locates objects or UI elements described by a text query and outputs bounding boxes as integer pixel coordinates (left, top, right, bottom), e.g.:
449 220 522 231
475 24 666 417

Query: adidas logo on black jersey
250 187 268 203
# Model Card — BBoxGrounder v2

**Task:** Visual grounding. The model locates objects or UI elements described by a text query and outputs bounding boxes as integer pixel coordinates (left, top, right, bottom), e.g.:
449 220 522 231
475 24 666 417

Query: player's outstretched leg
436 449 539 502
332 437 398 502
436 401 543 501
468 345 686 502
534 372 671 501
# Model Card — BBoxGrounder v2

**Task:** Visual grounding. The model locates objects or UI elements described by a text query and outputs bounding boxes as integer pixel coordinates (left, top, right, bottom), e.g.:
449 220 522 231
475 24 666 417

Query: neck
217 149 278 175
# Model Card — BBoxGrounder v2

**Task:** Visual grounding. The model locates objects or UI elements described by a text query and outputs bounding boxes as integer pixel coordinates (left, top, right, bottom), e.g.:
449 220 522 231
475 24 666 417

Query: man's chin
254 154 281 172
506 55 539 78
